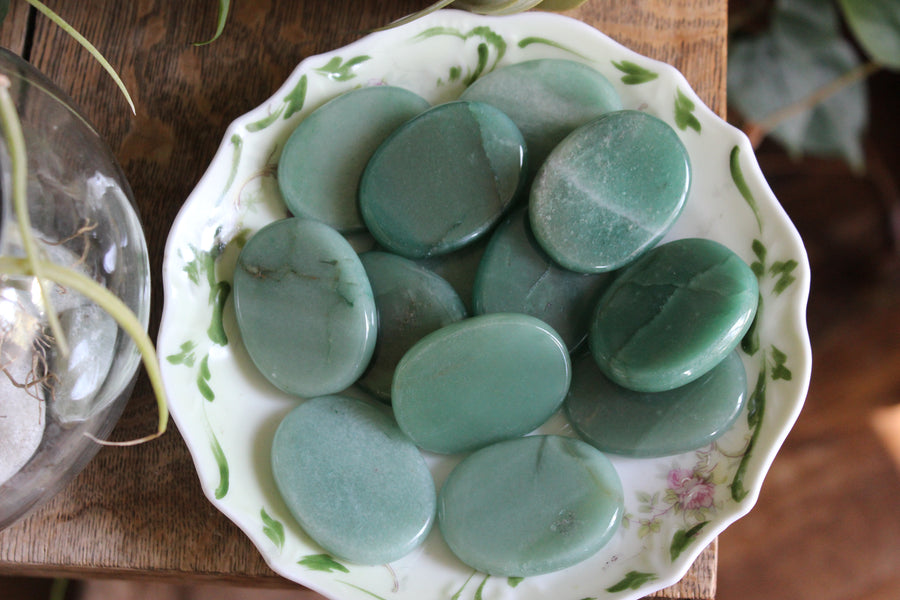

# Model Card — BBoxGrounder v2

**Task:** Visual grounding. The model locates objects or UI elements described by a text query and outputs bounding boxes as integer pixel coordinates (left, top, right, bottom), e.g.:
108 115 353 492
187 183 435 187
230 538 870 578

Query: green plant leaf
838 0 900 69
195 0 231 46
298 553 350 573
728 0 868 169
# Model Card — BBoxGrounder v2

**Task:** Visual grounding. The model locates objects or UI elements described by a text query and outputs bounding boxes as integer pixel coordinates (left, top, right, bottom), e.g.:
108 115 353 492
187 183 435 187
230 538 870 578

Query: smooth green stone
392 313 570 454
438 435 623 576
473 208 612 350
358 251 467 401
460 59 622 178
565 350 748 457
277 86 430 231
359 100 526 258
271 395 435 565
529 110 691 273
415 235 489 314
233 218 376 397
589 238 759 392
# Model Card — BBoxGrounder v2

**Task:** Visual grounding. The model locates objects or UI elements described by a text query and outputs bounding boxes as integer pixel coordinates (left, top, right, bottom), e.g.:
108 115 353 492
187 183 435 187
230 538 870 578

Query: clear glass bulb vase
0 48 150 529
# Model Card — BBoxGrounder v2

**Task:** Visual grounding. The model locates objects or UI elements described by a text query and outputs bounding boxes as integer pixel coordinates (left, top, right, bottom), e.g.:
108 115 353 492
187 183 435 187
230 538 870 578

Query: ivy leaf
838 0 900 69
728 0 868 170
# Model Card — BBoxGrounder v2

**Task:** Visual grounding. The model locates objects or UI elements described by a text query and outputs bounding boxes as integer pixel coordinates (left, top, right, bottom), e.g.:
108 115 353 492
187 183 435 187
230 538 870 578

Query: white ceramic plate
159 9 812 600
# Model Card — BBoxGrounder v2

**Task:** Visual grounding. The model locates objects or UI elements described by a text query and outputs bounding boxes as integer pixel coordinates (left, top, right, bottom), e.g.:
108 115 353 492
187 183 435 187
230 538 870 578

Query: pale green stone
529 110 691 273
277 86 429 231
358 251 467 402
565 350 748 457
359 101 526 258
271 395 435 565
392 313 570 454
461 58 622 178
438 435 623 576
233 218 376 397
589 238 759 392
473 208 612 350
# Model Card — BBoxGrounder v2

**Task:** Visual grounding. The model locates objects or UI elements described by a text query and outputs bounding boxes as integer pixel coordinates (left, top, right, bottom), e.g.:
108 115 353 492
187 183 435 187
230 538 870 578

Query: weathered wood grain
0 1 725 598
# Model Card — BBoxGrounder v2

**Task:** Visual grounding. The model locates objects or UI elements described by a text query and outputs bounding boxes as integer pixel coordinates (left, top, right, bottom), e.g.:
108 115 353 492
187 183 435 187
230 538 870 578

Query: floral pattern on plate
159 9 812 600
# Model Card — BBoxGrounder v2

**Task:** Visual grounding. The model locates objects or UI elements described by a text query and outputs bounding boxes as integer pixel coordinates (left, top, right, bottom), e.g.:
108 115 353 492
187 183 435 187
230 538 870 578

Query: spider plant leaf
195 0 231 46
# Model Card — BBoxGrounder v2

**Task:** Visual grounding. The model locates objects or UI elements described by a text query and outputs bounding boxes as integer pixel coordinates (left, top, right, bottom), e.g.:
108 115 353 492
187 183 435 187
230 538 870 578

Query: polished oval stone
566 350 748 457
392 313 570 454
460 59 621 178
529 110 691 273
589 238 759 392
473 208 612 350
359 100 526 258
438 435 623 576
278 86 430 231
233 218 377 397
358 251 467 401
415 235 489 314
271 395 436 565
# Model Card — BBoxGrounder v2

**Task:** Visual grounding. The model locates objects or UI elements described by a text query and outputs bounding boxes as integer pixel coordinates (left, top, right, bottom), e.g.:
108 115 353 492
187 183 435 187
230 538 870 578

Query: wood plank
0 1 725 598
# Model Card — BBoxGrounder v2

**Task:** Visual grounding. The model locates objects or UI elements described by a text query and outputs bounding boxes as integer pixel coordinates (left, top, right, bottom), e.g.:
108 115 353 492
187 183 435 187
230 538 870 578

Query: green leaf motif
606 570 657 593
217 134 243 205
197 354 215 401
611 60 658 84
731 367 767 502
517 36 589 60
283 74 308 120
740 293 762 356
730 146 763 231
247 104 286 132
166 341 197 366
260 508 285 550
473 574 490 600
837 0 900 69
674 89 701 132
210 429 229 499
770 259 799 294
314 55 372 82
508 576 524 588
670 521 709 561
298 553 350 573
339 582 388 600
207 281 231 345
414 26 507 85
770 346 793 381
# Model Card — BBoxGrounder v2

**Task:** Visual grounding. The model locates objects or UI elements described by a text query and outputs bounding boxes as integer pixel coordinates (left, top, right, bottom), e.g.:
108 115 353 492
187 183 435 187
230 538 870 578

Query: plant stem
0 255 169 444
744 61 882 148
0 74 69 356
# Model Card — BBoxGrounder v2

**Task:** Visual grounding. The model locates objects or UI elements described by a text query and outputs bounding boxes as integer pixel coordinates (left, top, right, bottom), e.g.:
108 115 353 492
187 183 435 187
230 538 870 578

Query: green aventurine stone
473 208 612 350
460 58 622 178
529 110 691 273
277 86 430 231
359 101 526 258
358 251 467 401
271 395 435 565
590 238 759 392
438 435 623 576
565 350 748 457
392 313 570 454
232 218 376 397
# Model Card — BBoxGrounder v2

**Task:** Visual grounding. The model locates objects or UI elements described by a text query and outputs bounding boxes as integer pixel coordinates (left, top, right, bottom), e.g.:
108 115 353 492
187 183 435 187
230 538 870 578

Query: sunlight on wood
871 404 900 474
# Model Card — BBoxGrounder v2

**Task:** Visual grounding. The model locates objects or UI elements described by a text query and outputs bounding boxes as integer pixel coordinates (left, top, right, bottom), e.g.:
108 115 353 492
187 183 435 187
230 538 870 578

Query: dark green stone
232 218 376 397
565 350 748 457
438 435 623 576
359 101 526 258
358 251 467 402
589 238 759 392
392 313 570 454
473 208 612 350
461 58 622 178
271 395 435 565
277 86 429 231
529 110 690 273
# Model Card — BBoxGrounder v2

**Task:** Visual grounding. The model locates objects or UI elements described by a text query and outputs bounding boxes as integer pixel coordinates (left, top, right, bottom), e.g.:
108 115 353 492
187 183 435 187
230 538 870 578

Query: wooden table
0 1 725 598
